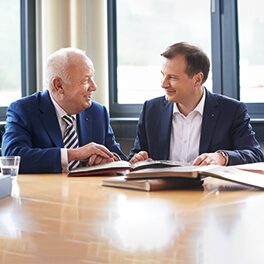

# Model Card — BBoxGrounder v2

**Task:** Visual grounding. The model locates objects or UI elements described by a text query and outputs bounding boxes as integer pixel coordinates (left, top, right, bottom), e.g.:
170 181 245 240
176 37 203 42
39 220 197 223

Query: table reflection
0 175 264 263
11 181 20 197
112 194 177 250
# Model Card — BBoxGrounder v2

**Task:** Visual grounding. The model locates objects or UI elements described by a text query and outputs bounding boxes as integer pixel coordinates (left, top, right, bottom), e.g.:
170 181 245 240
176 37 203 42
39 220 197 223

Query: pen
113 155 119 161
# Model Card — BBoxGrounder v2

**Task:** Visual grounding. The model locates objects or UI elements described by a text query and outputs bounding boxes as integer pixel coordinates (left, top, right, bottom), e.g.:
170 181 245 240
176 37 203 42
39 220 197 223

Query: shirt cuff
61 148 68 172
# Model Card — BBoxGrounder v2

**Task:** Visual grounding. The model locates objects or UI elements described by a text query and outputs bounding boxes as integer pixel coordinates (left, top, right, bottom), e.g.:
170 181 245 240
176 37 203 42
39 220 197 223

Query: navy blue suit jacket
129 89 264 165
2 90 127 173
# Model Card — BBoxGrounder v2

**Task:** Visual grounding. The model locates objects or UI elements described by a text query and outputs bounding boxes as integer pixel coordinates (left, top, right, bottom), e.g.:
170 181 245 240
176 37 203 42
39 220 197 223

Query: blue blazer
129 89 264 165
2 90 127 173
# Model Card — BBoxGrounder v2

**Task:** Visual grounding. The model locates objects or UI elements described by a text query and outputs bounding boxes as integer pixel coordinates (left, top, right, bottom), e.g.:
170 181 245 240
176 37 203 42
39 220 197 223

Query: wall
37 0 109 107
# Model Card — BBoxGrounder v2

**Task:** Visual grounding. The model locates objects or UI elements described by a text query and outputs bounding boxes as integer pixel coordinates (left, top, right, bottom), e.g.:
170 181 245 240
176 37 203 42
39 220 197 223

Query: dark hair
160 42 210 84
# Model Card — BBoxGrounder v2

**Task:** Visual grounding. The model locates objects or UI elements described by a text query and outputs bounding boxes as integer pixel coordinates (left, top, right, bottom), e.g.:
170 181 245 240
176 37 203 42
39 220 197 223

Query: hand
192 152 226 166
67 142 114 162
129 151 152 164
86 155 115 166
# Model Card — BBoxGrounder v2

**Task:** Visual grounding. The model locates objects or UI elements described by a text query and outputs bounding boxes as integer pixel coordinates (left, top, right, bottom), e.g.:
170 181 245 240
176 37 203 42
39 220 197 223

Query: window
0 0 21 116
116 0 211 104
0 0 37 121
108 0 211 117
238 0 264 104
109 0 264 116
108 0 264 141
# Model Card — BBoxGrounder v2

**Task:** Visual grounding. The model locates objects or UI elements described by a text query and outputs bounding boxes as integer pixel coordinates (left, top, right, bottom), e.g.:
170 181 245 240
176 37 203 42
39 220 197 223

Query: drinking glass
0 156 21 181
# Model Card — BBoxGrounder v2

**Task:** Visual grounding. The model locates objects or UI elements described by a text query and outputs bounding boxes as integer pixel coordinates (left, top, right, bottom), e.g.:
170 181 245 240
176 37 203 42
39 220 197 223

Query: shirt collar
173 87 206 116
50 93 77 121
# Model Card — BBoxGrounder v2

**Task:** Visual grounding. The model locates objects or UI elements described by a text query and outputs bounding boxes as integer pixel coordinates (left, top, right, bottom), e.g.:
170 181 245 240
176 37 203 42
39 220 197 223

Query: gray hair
45 47 86 90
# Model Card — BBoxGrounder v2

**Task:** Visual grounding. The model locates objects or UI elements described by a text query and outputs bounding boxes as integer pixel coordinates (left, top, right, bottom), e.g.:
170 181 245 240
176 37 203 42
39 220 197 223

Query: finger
199 155 217 166
138 151 149 160
192 155 206 166
129 151 149 164
94 156 103 165
129 157 136 164
100 157 115 164
97 149 113 158
93 144 113 157
88 154 97 166
192 157 201 166
199 159 210 166
129 155 139 164
135 155 145 162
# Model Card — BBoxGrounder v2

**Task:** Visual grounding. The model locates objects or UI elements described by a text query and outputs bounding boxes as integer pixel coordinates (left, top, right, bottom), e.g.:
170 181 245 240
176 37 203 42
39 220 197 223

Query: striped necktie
62 114 80 170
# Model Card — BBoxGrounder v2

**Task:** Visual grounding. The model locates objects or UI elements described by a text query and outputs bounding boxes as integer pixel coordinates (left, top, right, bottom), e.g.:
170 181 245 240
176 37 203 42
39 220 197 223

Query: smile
165 89 175 94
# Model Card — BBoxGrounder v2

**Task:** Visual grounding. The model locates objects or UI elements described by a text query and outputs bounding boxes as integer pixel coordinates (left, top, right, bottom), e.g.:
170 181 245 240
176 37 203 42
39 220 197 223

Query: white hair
45 47 86 90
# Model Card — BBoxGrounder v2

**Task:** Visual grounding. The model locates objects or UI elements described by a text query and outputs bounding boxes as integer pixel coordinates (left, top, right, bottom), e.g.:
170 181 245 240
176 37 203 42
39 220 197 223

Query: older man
2 48 126 173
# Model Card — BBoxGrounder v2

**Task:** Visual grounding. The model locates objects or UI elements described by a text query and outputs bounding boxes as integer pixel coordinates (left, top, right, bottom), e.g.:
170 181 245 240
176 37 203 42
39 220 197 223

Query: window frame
0 0 37 122
20 0 37 98
211 0 240 98
107 0 143 118
108 0 264 141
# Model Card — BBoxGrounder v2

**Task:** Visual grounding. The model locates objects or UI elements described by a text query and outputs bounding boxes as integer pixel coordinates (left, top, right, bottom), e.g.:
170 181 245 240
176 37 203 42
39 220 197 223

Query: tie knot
62 114 74 127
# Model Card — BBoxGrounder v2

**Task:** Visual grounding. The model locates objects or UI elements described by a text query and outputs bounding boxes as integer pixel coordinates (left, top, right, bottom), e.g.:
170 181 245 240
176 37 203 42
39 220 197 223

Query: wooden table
0 173 264 264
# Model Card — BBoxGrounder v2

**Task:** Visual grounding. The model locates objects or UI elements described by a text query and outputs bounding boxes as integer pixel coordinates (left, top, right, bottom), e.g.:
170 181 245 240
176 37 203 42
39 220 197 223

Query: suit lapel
39 90 64 147
77 109 92 146
199 89 219 154
159 98 173 159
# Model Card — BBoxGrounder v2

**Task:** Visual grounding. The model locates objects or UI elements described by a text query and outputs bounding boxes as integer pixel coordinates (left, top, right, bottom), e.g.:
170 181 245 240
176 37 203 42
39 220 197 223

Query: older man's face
59 55 97 115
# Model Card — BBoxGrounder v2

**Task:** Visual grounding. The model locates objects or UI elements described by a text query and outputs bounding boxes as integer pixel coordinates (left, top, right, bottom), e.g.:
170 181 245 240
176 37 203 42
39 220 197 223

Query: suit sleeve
1 102 62 173
128 101 148 160
224 102 264 165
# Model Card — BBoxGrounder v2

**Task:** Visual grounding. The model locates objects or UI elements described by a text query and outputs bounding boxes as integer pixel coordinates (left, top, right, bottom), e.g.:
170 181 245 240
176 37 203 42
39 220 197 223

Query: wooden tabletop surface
0 173 264 264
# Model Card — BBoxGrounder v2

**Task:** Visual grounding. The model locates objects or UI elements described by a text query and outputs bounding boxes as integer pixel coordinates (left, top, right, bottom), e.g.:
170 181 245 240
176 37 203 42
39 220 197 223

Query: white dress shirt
169 90 206 163
50 95 77 172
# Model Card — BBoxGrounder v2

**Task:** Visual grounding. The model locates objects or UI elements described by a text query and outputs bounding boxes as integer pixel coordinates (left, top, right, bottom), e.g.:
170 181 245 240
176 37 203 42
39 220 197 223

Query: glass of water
0 156 21 181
